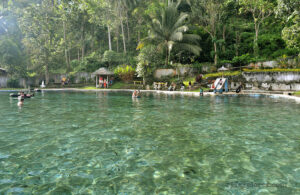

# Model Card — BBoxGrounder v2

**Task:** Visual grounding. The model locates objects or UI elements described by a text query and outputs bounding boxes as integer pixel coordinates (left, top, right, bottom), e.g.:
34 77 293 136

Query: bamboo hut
92 67 114 88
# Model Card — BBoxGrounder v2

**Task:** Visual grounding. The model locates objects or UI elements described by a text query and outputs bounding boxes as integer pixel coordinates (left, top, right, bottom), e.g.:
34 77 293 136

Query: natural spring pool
0 91 299 194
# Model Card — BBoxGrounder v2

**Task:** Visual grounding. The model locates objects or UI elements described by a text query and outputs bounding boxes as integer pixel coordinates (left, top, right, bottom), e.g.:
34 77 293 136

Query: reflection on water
0 91 299 194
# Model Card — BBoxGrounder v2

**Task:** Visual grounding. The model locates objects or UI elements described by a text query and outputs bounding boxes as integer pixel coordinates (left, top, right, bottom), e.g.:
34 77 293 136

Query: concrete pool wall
242 72 300 91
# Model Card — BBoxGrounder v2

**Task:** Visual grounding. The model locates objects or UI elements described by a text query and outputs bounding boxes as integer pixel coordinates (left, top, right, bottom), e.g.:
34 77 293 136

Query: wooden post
96 75 98 88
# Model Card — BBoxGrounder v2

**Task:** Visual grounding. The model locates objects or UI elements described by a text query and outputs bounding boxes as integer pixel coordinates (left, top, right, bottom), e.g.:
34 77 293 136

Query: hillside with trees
0 0 299 84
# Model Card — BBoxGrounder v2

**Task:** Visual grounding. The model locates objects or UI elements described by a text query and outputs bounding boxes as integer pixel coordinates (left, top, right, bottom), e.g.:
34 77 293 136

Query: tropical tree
276 0 300 51
145 1 201 66
18 0 59 84
190 0 225 65
239 0 274 56
0 38 26 76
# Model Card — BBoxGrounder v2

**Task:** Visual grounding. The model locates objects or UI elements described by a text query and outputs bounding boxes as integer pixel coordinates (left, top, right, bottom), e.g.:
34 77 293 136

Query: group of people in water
10 89 39 107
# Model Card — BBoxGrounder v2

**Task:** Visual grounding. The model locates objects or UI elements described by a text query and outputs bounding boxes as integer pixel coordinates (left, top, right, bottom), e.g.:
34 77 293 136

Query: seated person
157 83 161 90
180 83 185 91
61 77 66 85
153 83 157 90
172 83 176 91
189 81 192 90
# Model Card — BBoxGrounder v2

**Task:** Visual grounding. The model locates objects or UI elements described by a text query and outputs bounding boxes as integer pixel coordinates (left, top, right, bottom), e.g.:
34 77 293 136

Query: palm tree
147 1 201 65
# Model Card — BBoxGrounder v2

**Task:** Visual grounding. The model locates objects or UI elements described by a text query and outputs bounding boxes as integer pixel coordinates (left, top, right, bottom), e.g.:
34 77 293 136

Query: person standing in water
200 88 204 96
132 90 137 98
18 98 24 107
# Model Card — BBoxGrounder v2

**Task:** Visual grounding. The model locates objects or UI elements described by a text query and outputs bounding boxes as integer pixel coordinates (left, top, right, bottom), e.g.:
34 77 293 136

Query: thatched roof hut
92 67 114 76
92 67 114 88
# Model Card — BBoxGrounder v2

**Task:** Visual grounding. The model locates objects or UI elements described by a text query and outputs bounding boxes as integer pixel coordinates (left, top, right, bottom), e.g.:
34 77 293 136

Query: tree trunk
165 47 169 66
78 48 80 61
63 20 70 71
116 27 119 52
116 37 119 52
120 19 127 54
107 24 112 50
68 50 71 64
125 11 130 44
254 21 259 56
81 19 85 60
222 25 226 52
45 52 49 84
137 30 140 44
214 41 218 65
235 31 240 56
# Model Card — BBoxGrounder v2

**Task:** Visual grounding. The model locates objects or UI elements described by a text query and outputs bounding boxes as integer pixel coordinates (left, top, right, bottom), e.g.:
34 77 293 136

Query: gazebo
92 67 114 88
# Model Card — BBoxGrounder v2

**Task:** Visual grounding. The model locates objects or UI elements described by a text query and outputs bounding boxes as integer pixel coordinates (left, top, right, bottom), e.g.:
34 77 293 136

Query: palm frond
170 32 183 42
172 13 188 30
182 34 201 44
176 43 202 56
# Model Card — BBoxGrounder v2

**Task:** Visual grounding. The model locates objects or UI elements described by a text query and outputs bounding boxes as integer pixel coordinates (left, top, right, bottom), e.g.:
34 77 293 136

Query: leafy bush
271 48 298 59
191 62 203 73
258 34 286 58
79 77 86 83
68 74 76 83
7 78 20 88
114 65 136 82
71 52 102 73
232 54 255 67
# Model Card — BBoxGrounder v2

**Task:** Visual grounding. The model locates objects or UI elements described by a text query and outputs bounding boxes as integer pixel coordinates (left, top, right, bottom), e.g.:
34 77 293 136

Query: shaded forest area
0 0 299 83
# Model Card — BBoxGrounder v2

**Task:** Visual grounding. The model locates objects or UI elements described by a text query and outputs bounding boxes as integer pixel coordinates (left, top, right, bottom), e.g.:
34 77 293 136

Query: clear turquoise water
0 91 299 195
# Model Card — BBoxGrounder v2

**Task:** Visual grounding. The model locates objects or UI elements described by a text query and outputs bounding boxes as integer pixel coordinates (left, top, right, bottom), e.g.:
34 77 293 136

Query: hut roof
218 66 229 71
92 67 114 76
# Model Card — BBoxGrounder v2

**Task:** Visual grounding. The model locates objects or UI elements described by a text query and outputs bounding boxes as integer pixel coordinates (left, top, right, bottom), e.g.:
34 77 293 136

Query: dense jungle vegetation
0 0 299 83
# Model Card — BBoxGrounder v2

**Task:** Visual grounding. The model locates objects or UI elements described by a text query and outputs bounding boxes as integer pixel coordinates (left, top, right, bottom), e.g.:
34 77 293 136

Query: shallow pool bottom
0 91 299 194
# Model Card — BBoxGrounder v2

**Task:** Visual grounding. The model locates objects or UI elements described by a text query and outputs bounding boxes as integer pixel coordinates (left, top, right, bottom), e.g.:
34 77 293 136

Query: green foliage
136 45 162 82
146 1 201 65
0 0 298 79
271 48 299 59
71 52 102 73
191 62 204 73
102 50 125 67
282 12 300 50
7 78 20 88
232 54 255 67
114 65 136 82
258 34 286 59
294 91 300 95
203 71 241 79
0 37 25 76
